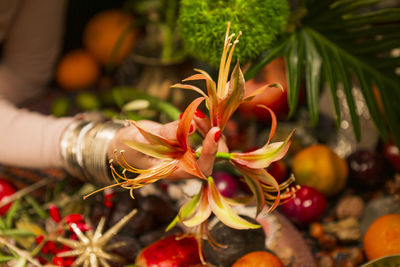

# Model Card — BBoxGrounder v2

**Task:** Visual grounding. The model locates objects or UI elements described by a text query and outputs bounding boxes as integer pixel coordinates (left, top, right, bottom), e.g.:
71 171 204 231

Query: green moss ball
178 0 290 67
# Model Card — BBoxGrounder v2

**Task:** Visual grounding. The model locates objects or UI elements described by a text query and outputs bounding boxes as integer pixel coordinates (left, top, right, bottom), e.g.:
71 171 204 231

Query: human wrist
60 118 126 184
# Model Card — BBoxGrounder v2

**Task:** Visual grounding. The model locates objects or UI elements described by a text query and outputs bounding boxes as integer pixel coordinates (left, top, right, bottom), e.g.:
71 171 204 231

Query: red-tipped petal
178 150 206 179
231 130 294 169
207 177 260 229
129 120 178 148
177 97 204 148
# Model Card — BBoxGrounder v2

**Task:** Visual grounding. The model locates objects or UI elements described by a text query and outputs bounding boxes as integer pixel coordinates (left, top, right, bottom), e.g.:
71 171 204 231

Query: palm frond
245 0 400 145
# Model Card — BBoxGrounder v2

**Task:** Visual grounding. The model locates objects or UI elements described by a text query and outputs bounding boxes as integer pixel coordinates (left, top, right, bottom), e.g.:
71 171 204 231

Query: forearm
0 98 74 168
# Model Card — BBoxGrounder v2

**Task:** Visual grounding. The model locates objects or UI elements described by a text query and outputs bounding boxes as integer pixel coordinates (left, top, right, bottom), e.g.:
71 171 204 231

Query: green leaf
329 0 381 16
112 89 125 108
6 199 20 228
353 67 388 140
360 254 400 267
24 195 47 220
0 229 36 237
303 30 322 125
342 8 400 25
0 255 16 262
244 36 290 81
284 32 304 117
333 50 361 140
341 24 400 40
53 177 68 198
351 38 400 54
376 80 400 147
0 218 6 230
312 30 341 127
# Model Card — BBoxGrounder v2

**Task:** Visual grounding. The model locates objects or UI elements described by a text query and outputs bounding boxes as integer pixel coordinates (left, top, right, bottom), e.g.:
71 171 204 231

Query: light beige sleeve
0 0 67 104
0 98 74 168
0 0 76 168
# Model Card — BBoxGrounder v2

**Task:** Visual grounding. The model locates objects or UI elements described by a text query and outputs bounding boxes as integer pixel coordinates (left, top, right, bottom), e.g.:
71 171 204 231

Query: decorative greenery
178 0 289 67
245 0 400 145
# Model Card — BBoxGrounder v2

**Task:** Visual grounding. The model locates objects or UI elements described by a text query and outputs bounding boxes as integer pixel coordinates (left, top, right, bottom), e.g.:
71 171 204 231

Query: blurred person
0 0 224 185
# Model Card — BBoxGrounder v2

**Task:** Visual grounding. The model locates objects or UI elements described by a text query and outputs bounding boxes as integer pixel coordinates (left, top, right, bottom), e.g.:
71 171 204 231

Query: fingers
158 120 180 140
193 109 211 137
197 127 221 177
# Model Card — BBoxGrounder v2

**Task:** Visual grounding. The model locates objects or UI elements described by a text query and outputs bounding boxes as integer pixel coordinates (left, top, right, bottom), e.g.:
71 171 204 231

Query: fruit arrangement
2 2 399 266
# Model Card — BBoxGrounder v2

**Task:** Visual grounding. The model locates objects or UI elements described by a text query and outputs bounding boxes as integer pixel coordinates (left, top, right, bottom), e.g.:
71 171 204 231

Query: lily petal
166 191 201 231
234 166 281 213
183 187 212 227
219 62 245 129
171 83 208 99
243 83 283 102
129 120 177 148
207 177 260 229
231 130 294 169
123 141 175 159
177 97 204 148
178 150 206 179
243 175 266 216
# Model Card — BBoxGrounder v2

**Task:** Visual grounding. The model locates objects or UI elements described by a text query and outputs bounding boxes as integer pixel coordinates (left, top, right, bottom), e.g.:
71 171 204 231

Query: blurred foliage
246 0 400 145
178 0 290 67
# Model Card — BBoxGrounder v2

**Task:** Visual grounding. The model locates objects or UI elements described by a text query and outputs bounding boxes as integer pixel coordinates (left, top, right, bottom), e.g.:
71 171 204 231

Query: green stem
195 151 232 160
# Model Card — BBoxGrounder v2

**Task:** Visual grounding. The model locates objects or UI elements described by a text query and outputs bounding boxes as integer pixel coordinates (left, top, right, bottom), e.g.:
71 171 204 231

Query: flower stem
196 151 231 160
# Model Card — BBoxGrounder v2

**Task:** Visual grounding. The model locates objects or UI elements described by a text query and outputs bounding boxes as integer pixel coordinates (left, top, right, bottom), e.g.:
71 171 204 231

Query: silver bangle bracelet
60 119 125 185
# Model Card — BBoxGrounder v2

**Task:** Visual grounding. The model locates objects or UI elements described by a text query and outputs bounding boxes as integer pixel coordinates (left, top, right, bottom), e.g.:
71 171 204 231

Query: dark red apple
136 234 201 267
279 185 327 227
267 160 288 184
347 149 387 189
384 140 400 172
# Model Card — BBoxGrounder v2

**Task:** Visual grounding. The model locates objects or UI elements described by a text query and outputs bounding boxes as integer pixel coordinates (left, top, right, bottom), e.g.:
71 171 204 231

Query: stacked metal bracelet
60 119 125 185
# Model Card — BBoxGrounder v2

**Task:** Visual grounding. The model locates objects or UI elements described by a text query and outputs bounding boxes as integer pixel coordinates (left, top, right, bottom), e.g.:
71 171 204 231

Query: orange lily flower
230 106 296 215
172 22 281 131
85 97 206 199
167 176 260 263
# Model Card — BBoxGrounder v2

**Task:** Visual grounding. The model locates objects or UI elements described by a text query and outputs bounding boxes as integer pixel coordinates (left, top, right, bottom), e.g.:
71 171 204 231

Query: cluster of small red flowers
34 204 93 266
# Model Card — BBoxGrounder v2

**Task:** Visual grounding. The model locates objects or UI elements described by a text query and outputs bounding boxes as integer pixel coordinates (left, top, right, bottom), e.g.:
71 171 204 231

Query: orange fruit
292 144 348 197
363 214 400 260
83 9 137 66
232 251 283 267
56 49 100 91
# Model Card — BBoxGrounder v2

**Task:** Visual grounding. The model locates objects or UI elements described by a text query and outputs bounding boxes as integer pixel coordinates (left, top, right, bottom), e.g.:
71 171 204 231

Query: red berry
52 256 65 266
64 214 84 224
49 204 62 223
69 222 92 232
46 241 60 254
35 235 44 245
280 185 327 227
36 256 48 264
0 178 16 215
212 171 238 198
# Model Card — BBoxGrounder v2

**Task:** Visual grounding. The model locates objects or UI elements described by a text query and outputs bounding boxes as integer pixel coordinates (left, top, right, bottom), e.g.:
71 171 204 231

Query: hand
107 118 228 180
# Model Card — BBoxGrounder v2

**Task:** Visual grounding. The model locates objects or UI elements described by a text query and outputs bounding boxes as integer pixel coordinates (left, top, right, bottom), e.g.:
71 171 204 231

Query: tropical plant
245 0 400 145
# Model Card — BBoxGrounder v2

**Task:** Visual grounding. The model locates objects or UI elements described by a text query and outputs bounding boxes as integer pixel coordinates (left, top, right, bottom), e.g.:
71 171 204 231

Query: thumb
197 127 221 177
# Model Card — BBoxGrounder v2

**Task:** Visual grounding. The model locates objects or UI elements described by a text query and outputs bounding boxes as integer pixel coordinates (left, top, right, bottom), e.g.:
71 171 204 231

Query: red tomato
240 57 289 119
0 178 16 215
